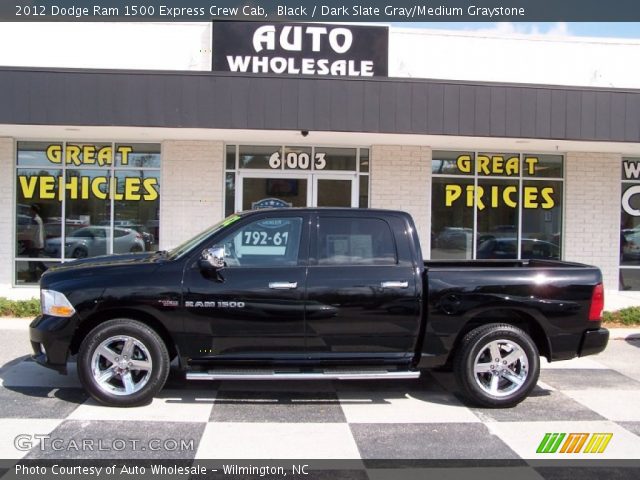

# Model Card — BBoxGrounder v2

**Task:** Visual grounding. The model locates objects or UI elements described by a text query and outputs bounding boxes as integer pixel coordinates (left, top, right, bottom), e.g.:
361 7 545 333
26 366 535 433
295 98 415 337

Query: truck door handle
269 282 298 290
381 281 409 289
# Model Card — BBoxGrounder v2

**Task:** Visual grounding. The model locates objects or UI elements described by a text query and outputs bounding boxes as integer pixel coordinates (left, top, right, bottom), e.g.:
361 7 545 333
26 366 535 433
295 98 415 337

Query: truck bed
425 259 594 269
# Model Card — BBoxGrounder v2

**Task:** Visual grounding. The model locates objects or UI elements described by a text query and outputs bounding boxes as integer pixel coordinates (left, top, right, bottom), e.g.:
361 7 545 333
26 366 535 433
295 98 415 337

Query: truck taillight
589 283 604 321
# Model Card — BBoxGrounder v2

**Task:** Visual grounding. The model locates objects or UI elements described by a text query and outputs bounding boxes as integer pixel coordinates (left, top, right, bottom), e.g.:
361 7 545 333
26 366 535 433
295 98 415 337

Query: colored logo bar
537 433 613 454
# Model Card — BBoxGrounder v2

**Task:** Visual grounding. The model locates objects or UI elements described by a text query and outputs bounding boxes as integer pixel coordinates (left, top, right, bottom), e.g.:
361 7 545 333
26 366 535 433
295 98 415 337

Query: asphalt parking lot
0 320 639 469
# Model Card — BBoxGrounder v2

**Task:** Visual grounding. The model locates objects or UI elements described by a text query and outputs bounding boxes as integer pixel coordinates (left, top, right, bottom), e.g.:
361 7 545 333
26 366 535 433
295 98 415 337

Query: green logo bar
537 433 566 453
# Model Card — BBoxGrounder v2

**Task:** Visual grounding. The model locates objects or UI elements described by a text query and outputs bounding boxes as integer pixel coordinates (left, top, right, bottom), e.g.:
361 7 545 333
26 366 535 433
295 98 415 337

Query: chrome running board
186 368 420 381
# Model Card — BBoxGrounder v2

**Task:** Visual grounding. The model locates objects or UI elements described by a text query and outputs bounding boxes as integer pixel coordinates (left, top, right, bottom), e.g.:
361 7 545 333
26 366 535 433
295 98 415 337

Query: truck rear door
305 213 421 361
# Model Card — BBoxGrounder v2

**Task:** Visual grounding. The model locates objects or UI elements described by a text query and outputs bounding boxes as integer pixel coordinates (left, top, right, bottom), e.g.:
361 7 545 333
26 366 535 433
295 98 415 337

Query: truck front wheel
454 323 540 408
77 319 170 407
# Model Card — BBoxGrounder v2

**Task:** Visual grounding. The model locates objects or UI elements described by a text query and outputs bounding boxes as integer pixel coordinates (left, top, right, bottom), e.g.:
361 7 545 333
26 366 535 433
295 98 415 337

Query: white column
160 141 224 250
370 145 431 253
564 152 621 290
0 138 15 292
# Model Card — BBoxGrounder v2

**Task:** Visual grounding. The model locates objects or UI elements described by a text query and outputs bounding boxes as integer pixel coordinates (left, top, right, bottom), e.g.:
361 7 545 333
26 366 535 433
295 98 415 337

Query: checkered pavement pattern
0 343 639 480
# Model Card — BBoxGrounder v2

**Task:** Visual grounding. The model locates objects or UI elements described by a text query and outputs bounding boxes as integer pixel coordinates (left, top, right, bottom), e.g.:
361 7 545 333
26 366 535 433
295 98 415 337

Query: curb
609 328 640 340
0 318 32 330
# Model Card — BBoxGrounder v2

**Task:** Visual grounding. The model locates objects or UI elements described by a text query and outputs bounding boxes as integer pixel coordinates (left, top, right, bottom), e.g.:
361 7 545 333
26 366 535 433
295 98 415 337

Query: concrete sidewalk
605 289 640 310
0 318 31 330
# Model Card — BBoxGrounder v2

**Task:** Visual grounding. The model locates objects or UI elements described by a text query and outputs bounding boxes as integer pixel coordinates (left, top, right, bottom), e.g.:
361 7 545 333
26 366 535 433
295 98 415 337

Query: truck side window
219 217 302 267
318 217 397 265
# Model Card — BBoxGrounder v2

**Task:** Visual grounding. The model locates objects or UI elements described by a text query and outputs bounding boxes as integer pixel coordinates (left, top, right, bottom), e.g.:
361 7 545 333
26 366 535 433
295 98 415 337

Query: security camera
301 130 309 137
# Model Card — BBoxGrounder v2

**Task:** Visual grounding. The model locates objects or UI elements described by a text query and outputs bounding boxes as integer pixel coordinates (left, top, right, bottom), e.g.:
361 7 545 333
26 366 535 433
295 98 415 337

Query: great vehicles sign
18 144 159 202
212 22 388 77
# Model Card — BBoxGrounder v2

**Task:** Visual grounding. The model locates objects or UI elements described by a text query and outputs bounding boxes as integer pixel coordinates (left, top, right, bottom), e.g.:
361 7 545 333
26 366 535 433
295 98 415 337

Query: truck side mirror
200 246 225 271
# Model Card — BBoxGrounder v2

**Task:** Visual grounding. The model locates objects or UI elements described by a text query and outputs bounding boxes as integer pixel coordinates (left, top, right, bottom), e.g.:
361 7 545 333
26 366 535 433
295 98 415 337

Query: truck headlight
40 290 76 318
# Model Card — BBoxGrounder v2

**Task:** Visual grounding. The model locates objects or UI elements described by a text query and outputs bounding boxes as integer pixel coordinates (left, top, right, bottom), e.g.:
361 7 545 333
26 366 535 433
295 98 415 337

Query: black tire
453 323 540 408
72 247 88 259
77 319 170 407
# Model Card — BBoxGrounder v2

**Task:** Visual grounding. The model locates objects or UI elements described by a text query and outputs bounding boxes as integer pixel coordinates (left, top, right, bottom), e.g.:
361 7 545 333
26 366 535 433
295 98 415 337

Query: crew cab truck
30 208 609 408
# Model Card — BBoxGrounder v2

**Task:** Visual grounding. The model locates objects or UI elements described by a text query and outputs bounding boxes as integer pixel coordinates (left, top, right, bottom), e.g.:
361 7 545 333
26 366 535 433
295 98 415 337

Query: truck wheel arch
70 309 178 361
452 308 551 363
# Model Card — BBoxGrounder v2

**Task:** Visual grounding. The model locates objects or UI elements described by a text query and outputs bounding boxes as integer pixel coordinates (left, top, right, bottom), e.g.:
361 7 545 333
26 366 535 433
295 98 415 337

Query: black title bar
4 0 640 21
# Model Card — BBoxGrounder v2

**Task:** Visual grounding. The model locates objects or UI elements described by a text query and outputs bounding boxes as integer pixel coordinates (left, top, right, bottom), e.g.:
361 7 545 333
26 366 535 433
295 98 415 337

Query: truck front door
181 213 309 359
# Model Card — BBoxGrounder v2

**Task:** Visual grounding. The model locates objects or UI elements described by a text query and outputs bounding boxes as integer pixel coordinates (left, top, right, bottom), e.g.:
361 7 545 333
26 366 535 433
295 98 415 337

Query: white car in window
45 226 145 259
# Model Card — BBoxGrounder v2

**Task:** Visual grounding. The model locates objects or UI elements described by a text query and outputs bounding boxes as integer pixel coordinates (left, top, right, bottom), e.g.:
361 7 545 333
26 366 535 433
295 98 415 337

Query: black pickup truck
30 208 609 407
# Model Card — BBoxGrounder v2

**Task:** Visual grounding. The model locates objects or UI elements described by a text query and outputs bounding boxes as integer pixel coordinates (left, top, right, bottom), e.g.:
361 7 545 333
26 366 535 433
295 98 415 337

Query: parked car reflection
98 220 155 250
476 237 560 260
622 231 640 261
44 226 145 259
16 213 37 255
434 227 472 250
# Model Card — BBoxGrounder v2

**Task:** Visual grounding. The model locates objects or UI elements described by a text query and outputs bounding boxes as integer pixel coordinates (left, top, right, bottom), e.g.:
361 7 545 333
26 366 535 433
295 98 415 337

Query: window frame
620 156 640 290
431 150 565 260
312 215 399 267
13 140 161 287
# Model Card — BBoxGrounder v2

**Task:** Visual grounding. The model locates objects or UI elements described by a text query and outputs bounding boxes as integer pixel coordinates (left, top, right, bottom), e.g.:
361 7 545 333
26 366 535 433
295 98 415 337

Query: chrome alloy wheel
473 339 529 398
90 335 153 396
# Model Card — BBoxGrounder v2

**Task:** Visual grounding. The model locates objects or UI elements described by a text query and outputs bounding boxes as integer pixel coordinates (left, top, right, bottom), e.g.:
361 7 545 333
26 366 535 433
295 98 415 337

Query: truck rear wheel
454 323 540 408
77 319 170 407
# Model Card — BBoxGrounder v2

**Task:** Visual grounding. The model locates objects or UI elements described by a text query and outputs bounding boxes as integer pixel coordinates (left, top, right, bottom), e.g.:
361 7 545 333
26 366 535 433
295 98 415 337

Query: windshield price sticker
242 229 290 247
269 151 327 170
242 219 294 247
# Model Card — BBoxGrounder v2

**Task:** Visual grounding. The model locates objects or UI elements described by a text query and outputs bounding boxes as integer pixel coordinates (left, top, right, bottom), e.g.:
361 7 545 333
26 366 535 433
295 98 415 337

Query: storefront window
620 157 640 290
359 149 369 207
239 145 279 169
320 148 357 171
62 168 111 259
431 151 564 261
359 148 370 173
225 172 236 217
432 176 474 259
113 170 160 253
359 175 369 208
15 141 161 285
476 179 520 259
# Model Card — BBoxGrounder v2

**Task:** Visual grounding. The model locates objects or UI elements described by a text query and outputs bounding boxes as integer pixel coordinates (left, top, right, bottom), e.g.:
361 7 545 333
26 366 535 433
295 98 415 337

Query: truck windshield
167 214 243 260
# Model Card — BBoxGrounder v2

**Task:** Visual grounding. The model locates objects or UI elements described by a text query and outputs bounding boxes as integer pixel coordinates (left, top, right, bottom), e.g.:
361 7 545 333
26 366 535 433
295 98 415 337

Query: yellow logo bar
583 433 613 454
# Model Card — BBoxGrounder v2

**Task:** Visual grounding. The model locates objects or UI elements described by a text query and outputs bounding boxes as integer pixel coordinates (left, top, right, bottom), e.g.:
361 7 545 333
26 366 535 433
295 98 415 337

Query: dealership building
1 22 640 307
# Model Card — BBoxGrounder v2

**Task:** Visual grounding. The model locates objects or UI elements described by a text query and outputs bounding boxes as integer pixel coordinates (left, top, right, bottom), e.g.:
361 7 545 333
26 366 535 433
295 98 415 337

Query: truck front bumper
29 315 76 374
578 328 609 357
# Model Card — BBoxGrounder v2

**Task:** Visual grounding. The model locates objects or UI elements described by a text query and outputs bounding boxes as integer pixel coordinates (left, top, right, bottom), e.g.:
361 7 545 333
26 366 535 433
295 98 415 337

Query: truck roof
238 207 412 216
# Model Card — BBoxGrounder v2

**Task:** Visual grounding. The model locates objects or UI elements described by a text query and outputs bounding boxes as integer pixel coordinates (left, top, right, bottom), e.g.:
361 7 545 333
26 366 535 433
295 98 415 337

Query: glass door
237 172 358 211
313 174 358 207
237 173 311 211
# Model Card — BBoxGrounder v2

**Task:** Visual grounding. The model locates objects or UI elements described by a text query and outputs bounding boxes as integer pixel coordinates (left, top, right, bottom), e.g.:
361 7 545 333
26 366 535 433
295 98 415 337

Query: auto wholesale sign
212 22 388 77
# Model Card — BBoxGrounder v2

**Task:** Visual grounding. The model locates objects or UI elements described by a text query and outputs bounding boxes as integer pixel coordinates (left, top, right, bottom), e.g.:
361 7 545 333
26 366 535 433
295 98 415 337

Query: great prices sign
212 22 388 77
443 154 557 210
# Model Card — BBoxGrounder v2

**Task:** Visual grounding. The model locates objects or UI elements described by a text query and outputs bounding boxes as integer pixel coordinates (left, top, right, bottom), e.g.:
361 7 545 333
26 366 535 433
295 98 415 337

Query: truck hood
43 252 162 274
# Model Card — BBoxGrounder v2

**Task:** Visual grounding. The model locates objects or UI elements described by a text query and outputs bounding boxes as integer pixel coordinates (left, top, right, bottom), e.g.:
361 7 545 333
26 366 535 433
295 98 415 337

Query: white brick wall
0 138 14 291
160 141 224 250
370 145 431 252
564 152 621 290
